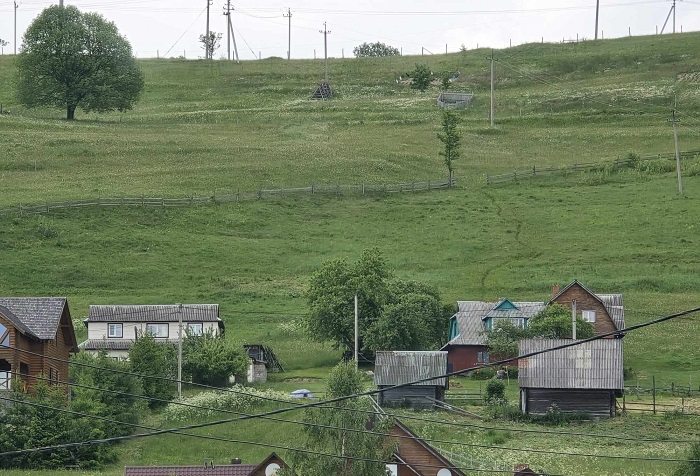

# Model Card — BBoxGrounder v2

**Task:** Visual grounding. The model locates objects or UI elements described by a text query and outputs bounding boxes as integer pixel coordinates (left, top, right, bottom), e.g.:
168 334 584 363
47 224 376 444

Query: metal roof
597 294 626 332
518 339 624 390
79 339 136 350
124 464 258 476
86 304 222 324
374 351 448 387
0 297 67 340
442 301 545 347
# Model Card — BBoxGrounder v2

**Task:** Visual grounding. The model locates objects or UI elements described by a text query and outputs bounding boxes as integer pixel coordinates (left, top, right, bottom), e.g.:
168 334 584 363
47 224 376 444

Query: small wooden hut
374 351 448 409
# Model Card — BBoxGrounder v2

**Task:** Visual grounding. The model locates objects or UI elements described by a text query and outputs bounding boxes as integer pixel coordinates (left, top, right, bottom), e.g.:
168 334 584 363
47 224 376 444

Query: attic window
582 310 596 323
108 323 123 338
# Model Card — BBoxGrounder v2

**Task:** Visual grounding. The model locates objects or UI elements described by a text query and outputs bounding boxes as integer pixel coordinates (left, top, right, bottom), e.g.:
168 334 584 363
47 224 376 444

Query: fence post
672 382 675 396
236 189 240 202
258 189 262 200
682 397 685 414
652 375 656 415
161 198 165 208
428 180 431 190
532 165 536 176
412 182 415 193
622 392 626 414
311 183 315 195
362 183 365 195
336 184 340 195
486 175 490 185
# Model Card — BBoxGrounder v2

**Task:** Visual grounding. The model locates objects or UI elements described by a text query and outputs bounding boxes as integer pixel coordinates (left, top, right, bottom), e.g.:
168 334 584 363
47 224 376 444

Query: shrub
485 379 506 404
470 367 496 380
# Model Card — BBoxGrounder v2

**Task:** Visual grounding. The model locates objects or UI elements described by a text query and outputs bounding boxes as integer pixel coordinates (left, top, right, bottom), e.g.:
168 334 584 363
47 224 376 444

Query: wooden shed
518 339 624 418
374 351 448 409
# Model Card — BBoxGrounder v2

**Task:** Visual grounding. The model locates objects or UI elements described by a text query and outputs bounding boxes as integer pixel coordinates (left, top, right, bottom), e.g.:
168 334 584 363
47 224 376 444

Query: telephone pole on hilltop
594 0 600 39
283 8 292 60
205 0 212 59
669 110 683 195
660 0 681 34
320 22 331 83
487 50 496 128
223 5 239 62
224 0 231 60
14 1 18 55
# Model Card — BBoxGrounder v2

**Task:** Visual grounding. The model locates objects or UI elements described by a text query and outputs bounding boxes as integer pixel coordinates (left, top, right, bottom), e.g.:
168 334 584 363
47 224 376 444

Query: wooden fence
0 178 455 217
485 150 700 185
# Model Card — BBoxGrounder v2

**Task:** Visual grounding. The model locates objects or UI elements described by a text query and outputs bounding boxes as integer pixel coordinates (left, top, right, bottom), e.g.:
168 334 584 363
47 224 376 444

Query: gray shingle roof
79 339 136 350
374 351 448 387
518 339 624 390
124 465 257 476
86 304 221 324
443 301 545 347
0 297 67 340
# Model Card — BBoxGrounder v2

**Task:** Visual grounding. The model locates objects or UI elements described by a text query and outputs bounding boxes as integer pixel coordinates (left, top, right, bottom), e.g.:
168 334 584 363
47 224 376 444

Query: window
146 323 169 338
49 368 59 386
108 323 123 338
477 351 490 363
582 310 596 323
187 323 203 336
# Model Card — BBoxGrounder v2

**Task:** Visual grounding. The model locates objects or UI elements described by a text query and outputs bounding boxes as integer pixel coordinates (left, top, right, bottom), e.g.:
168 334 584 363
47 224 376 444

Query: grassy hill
1 32 700 475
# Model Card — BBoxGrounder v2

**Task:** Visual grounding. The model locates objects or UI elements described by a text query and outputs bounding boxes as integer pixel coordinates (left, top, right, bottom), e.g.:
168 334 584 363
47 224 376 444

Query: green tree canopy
352 41 400 57
437 109 461 185
409 64 432 92
288 362 395 476
16 5 144 120
182 330 247 386
305 249 450 355
128 333 177 408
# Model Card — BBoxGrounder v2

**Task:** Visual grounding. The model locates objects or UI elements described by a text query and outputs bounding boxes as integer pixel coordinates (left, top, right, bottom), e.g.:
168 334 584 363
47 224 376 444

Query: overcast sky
1 0 700 59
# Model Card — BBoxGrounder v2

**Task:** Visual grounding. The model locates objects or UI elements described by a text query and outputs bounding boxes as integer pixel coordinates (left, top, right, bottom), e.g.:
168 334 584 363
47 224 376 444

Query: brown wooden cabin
124 452 288 476
0 298 78 394
518 338 624 418
390 420 467 476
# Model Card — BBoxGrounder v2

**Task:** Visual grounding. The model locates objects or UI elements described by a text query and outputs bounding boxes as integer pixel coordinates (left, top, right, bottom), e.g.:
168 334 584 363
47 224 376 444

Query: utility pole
354 294 359 371
283 8 292 60
59 0 64 7
177 303 183 400
225 7 239 62
224 0 231 60
594 0 600 39
571 300 577 340
320 22 331 83
669 110 683 195
14 1 18 55
487 50 496 128
660 0 680 34
205 0 212 59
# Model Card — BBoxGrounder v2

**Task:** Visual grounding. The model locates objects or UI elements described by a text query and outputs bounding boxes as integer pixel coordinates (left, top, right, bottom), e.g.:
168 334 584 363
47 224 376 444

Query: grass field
1 31 700 475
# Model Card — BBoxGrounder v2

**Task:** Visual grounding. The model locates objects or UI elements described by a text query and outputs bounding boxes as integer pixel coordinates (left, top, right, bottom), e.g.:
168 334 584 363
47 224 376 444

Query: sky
1 0 700 59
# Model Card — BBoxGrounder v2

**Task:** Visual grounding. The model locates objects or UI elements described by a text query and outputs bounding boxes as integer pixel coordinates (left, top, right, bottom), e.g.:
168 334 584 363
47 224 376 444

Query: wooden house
442 281 625 373
549 281 626 337
0 297 78 394
124 453 287 476
79 304 224 359
374 351 448 409
441 300 544 372
389 420 467 476
518 338 624 418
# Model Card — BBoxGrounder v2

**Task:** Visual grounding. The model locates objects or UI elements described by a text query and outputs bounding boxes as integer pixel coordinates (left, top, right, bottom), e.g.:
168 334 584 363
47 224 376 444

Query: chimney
230 458 242 465
551 283 560 297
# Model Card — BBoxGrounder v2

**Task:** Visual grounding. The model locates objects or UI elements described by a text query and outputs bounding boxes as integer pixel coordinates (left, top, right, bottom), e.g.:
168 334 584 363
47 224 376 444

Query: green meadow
1 31 700 475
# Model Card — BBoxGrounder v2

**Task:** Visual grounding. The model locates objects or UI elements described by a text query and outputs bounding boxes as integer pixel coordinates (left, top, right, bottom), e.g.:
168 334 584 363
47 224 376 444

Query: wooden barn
374 351 448 409
0 297 78 394
518 338 624 418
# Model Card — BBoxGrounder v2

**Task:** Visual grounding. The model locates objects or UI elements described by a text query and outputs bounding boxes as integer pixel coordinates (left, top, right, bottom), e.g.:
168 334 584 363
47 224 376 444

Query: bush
470 367 496 380
485 379 506 404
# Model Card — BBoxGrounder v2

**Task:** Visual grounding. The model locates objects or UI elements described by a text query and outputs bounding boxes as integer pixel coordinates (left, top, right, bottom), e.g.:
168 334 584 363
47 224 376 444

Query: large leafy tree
128 333 177 408
353 41 400 57
182 330 247 386
16 5 144 120
288 362 395 476
305 249 451 355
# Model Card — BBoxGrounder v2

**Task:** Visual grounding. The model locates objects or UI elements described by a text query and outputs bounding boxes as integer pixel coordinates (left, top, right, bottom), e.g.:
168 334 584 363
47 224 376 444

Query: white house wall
87 321 220 340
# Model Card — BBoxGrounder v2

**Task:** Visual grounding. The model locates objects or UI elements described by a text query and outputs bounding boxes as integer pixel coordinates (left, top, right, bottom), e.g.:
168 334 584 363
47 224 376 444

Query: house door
0 359 11 390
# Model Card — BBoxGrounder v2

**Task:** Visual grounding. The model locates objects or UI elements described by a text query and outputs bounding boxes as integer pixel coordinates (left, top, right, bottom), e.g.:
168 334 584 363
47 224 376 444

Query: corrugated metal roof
79 339 136 350
86 304 221 323
518 339 624 390
0 297 67 340
374 351 448 387
443 301 545 347
124 465 257 476
597 294 626 332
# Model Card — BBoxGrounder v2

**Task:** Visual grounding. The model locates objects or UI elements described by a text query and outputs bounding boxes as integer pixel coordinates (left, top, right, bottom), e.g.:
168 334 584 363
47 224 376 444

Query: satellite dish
437 469 452 476
265 463 281 476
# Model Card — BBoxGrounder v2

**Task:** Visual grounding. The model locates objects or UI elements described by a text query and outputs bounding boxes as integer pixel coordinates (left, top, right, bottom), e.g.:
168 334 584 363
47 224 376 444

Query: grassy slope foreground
0 33 700 476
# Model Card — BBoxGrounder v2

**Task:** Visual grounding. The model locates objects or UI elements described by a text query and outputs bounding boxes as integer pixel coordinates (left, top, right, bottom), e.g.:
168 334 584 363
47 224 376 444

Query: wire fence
485 150 700 185
0 178 455 217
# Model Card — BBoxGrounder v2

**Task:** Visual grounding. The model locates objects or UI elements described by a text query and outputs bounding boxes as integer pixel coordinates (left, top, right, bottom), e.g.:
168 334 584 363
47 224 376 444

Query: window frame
107 323 123 338
582 310 596 323
187 322 203 336
145 323 169 338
